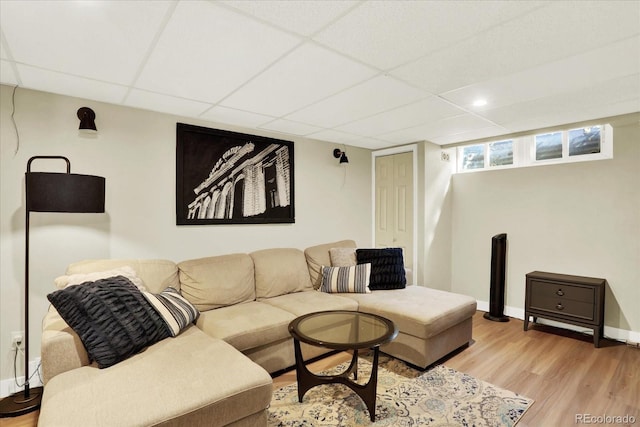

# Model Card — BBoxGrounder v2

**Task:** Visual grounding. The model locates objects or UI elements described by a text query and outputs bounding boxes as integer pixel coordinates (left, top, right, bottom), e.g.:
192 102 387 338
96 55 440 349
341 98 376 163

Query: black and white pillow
356 248 406 290
320 264 371 293
142 287 199 337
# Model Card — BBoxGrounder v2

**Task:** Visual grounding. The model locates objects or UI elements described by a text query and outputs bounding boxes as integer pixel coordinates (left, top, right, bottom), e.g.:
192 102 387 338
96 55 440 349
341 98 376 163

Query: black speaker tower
484 233 509 322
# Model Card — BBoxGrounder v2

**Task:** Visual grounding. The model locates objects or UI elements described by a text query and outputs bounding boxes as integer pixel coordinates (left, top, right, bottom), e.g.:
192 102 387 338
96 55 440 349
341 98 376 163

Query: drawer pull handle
556 303 564 310
556 289 564 296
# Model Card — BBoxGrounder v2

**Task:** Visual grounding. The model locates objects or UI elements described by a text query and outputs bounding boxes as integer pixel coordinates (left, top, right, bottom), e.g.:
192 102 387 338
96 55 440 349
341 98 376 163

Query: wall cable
12 343 42 389
11 85 20 156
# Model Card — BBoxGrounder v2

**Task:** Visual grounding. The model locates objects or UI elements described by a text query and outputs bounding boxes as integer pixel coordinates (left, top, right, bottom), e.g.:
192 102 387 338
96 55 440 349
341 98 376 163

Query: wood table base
293 339 380 422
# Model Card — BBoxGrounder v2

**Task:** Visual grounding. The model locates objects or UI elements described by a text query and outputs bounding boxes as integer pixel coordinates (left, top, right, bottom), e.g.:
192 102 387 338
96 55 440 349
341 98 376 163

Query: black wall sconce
77 107 97 133
333 148 349 164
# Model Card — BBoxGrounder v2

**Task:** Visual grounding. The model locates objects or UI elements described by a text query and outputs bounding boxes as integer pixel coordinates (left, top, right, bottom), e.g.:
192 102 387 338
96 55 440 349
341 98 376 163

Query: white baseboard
0 357 42 398
477 300 640 344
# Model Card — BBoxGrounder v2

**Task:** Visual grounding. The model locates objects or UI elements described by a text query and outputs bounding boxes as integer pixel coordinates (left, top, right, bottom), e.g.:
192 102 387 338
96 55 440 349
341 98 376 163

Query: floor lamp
0 156 105 417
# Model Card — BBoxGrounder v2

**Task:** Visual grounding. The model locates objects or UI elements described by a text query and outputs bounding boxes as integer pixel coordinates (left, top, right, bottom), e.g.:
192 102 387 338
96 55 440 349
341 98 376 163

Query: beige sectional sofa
38 240 476 427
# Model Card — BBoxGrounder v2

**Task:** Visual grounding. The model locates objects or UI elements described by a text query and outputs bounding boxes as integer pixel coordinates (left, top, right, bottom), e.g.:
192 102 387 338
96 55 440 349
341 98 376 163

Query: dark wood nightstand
524 271 606 347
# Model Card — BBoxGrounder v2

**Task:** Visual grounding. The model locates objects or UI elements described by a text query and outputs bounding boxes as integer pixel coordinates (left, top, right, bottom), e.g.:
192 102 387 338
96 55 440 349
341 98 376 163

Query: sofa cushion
262 290 358 317
320 264 371 293
304 240 357 289
196 301 295 352
47 276 171 369
251 248 313 299
339 286 477 339
37 326 273 427
178 254 255 311
65 259 179 294
356 247 406 290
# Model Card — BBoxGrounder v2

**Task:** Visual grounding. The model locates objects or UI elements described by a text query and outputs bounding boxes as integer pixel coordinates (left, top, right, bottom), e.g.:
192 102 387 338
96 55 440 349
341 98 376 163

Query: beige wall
2 83 637 390
0 85 372 386
420 141 455 290
450 117 640 335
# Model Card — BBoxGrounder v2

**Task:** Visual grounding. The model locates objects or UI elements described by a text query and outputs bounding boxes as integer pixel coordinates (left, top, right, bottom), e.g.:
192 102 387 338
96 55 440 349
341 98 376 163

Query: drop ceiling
1 0 638 149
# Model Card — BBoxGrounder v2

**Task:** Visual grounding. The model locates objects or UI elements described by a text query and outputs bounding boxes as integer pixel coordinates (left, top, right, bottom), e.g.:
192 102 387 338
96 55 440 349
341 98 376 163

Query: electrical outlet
11 331 24 349
440 151 450 162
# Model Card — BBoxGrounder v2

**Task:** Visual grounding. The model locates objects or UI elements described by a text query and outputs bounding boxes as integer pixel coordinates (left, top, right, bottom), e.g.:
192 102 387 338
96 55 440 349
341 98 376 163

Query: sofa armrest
41 306 90 384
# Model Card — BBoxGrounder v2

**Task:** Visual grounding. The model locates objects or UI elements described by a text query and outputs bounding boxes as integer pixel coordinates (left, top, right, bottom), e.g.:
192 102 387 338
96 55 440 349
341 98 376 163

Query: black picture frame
176 123 294 225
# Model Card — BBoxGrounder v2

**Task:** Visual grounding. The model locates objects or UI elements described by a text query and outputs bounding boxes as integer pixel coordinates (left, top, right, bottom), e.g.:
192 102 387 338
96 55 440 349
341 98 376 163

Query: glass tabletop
289 310 397 350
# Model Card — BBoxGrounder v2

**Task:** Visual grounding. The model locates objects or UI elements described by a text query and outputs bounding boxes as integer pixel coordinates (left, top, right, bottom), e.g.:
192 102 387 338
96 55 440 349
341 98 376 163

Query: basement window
489 140 513 166
456 124 612 173
535 132 562 161
461 145 484 170
459 140 514 172
568 126 601 156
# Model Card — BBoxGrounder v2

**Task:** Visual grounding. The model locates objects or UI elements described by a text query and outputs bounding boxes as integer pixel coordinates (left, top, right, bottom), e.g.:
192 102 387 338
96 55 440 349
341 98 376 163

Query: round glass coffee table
288 310 398 422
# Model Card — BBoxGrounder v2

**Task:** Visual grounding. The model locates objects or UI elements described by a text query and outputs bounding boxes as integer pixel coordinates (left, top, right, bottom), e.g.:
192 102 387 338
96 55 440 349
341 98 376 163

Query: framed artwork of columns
176 123 294 225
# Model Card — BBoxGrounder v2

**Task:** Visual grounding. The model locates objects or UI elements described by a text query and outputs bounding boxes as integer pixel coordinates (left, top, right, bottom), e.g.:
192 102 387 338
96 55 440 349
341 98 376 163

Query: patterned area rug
268 356 533 426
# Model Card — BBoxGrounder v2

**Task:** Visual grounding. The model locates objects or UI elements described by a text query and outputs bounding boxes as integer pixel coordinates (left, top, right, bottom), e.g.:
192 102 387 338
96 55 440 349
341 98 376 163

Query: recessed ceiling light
473 99 488 107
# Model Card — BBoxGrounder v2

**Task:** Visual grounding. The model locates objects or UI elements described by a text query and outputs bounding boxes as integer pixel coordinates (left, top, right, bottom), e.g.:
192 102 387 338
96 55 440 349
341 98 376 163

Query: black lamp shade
26 172 105 213
333 148 349 164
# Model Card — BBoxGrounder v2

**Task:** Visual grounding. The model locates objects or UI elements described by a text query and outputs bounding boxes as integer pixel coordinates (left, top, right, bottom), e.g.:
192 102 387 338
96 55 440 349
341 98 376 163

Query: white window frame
455 124 613 174
457 139 516 172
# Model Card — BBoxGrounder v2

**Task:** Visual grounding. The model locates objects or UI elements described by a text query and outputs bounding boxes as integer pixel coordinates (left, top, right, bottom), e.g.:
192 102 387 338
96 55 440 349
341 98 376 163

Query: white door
375 152 414 276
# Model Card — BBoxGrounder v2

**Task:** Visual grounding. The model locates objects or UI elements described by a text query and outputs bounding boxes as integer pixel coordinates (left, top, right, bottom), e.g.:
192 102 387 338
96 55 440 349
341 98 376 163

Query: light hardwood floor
2 311 638 427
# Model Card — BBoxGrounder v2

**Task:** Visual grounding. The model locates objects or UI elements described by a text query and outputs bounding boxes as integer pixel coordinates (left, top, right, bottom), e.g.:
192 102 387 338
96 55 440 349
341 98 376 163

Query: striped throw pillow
320 264 371 293
143 287 200 336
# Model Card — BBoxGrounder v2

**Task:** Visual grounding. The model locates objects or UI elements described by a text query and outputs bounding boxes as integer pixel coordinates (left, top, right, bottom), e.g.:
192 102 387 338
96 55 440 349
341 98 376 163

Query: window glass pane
535 132 562 160
569 126 601 156
489 140 513 166
462 145 484 170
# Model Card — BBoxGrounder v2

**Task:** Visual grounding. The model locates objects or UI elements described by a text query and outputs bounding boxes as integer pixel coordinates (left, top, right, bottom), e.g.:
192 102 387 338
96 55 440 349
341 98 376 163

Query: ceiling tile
199 106 275 129
0 0 172 85
392 1 640 94
314 1 547 70
337 96 466 137
428 126 510 145
221 43 377 117
259 118 323 136
583 99 640 121
381 114 502 144
16 64 128 105
124 89 212 118
413 114 500 140
220 1 359 36
345 137 394 150
568 74 640 108
374 131 423 146
286 75 429 128
441 36 640 111
307 129 362 145
482 73 640 132
135 1 301 103
0 60 18 86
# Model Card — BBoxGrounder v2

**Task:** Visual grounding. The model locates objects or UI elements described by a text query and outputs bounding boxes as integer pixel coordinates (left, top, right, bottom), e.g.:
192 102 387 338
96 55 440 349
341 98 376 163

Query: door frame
371 144 418 286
